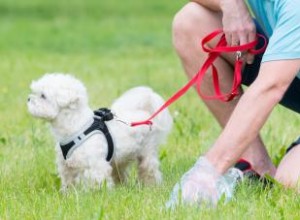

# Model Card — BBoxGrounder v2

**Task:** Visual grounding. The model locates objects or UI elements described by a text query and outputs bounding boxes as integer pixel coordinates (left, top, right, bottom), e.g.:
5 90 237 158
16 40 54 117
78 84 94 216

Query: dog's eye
41 93 46 99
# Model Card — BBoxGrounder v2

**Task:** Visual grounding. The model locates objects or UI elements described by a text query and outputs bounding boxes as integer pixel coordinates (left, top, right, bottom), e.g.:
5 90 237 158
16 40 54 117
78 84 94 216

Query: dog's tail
145 88 173 133
111 86 173 135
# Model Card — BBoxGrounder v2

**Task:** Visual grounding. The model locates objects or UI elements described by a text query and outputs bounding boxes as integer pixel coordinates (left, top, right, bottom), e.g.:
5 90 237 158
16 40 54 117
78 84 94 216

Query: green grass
1 0 300 219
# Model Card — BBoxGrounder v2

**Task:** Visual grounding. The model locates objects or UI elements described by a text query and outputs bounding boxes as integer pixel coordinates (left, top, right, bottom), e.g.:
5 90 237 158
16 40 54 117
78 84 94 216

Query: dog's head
27 73 88 121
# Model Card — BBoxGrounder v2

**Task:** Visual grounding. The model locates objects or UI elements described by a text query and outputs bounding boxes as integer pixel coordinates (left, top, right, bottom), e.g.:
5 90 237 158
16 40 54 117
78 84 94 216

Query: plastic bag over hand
165 156 243 209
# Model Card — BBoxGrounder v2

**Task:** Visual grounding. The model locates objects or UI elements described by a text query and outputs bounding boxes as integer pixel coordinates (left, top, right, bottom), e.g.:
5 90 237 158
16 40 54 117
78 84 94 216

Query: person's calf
238 136 276 177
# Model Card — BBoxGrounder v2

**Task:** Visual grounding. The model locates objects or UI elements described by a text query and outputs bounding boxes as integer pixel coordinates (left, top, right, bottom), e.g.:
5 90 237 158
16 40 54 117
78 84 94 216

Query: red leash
131 30 267 127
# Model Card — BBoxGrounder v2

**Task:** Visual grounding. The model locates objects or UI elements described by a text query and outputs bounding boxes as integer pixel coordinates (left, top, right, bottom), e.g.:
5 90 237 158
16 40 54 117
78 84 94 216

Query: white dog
27 73 173 190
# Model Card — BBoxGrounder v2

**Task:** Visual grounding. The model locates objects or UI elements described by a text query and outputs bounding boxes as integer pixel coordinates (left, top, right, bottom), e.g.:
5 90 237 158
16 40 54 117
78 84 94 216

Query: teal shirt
247 0 300 67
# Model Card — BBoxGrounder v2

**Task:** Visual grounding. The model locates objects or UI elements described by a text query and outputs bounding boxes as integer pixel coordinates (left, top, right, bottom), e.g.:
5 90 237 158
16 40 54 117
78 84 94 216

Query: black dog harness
59 108 114 161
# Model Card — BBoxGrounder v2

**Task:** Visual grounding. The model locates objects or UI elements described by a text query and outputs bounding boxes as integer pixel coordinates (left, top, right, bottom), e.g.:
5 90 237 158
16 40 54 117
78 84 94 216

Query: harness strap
131 30 267 127
84 117 114 161
60 108 114 161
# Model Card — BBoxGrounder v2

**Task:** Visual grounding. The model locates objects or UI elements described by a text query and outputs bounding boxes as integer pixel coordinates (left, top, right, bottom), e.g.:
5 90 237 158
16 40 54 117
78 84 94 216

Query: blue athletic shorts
242 21 300 114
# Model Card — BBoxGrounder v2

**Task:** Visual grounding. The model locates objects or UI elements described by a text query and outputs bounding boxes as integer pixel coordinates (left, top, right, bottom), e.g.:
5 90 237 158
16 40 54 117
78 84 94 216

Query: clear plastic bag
166 156 243 209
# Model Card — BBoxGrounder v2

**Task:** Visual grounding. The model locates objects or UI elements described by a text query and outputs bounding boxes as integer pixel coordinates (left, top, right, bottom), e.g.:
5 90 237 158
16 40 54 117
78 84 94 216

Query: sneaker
234 159 272 187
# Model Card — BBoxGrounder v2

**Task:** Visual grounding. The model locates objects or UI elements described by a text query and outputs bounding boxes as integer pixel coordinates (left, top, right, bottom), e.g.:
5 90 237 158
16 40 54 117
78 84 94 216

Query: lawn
1 0 300 219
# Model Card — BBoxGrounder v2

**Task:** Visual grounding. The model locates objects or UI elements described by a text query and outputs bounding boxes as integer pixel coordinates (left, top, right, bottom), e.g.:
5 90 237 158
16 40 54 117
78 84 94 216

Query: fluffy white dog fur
27 73 173 190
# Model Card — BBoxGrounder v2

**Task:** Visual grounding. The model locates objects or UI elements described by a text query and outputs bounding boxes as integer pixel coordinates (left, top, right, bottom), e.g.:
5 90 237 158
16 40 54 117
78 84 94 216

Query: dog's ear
56 88 87 109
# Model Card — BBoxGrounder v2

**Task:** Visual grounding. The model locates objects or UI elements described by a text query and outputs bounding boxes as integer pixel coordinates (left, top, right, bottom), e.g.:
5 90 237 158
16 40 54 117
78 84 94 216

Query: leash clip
113 114 131 126
114 114 153 131
236 51 242 61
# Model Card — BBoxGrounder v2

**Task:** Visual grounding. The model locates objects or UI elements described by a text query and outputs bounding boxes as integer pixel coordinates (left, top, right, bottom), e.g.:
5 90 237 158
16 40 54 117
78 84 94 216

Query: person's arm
206 59 300 174
220 0 255 48
190 0 222 11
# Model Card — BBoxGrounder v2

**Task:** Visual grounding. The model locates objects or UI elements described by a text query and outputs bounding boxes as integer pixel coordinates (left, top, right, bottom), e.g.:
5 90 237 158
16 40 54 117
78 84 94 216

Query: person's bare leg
172 2 275 176
275 144 300 189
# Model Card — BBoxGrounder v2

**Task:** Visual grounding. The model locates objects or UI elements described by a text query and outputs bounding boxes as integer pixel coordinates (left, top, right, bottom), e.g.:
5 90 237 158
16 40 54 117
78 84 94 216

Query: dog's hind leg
137 150 162 185
111 161 129 184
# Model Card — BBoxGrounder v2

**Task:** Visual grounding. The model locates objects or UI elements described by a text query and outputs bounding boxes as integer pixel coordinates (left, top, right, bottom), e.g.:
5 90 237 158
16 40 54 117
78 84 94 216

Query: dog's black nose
27 97 30 102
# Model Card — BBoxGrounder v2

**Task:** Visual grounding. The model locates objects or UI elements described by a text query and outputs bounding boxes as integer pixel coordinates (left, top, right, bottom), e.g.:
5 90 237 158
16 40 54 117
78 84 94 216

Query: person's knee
172 2 206 55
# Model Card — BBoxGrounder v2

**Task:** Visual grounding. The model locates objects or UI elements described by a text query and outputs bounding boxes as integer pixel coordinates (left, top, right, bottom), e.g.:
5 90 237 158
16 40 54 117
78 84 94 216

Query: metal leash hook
114 114 153 131
236 51 242 61
113 114 131 126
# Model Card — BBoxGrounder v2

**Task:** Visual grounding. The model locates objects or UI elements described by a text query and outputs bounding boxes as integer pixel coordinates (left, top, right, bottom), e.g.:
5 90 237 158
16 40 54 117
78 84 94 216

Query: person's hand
165 156 242 209
220 0 256 64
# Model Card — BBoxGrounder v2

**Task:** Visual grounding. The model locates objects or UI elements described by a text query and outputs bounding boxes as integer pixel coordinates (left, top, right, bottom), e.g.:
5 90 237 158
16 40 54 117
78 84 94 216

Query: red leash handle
201 30 266 54
196 30 266 101
130 30 267 126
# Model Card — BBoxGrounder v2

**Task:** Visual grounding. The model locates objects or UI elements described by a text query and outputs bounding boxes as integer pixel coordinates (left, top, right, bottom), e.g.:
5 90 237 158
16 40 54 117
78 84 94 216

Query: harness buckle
94 108 114 121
